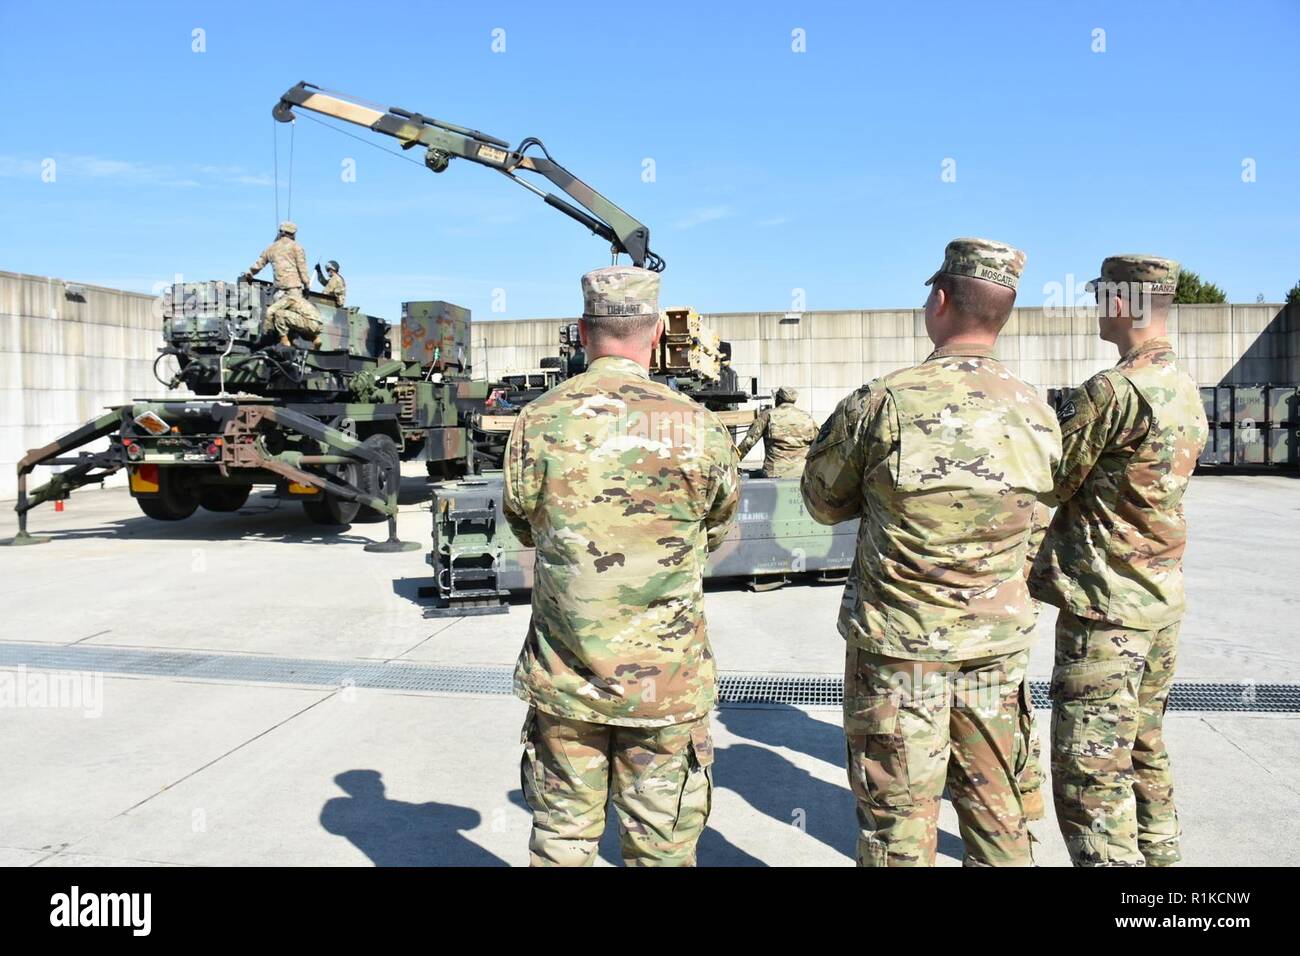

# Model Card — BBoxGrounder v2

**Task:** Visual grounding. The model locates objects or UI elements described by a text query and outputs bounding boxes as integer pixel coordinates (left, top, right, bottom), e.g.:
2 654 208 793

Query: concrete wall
473 303 1300 423
2 264 1296 499
0 270 184 500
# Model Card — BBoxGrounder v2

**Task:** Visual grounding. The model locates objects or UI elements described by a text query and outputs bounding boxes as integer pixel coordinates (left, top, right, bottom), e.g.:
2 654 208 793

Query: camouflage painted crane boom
272 82 664 271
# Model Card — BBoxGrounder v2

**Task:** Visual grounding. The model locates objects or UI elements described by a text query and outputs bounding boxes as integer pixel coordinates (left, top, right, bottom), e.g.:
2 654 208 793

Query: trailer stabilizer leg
363 513 421 553
3 486 51 545
0 530 51 546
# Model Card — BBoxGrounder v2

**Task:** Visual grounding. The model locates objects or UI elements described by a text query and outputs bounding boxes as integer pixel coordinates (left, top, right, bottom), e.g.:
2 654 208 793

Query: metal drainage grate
0 643 512 696
0 643 1296 713
719 676 1300 713
718 674 844 707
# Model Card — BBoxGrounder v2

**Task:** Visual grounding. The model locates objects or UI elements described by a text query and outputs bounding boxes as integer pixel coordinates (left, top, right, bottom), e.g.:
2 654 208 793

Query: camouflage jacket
802 344 1061 661
503 355 740 726
737 403 820 478
248 237 310 291
1029 338 1208 629
321 273 346 306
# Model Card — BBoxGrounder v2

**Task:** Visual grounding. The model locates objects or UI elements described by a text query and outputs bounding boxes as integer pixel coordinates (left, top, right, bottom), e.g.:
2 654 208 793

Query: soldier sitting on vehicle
736 386 819 478
315 259 347 307
243 220 323 349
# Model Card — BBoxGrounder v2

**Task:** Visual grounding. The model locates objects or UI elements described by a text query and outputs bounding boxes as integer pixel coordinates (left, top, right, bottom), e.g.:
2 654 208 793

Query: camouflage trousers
265 288 322 338
520 707 714 867
844 645 1035 866
1051 609 1181 867
1016 677 1046 823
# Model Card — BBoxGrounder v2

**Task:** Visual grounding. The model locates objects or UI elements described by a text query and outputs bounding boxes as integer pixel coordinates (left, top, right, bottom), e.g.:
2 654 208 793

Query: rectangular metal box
401 300 472 372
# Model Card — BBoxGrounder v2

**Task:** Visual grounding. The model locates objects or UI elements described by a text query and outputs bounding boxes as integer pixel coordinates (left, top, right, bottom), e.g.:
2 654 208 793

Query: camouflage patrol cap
1085 254 1180 295
581 266 660 320
925 237 1026 291
775 386 797 403
279 220 298 236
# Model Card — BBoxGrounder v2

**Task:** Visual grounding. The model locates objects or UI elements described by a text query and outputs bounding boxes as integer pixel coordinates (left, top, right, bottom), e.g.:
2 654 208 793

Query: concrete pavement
1 471 1297 866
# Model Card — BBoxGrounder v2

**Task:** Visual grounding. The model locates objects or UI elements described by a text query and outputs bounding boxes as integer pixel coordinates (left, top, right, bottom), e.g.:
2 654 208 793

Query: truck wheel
199 486 252 512
356 433 400 523
136 474 199 521
301 460 363 526
302 494 361 526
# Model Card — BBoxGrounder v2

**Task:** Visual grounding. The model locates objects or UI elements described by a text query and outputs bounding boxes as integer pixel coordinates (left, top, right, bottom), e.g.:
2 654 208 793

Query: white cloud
0 154 271 188
756 216 789 228
673 205 733 230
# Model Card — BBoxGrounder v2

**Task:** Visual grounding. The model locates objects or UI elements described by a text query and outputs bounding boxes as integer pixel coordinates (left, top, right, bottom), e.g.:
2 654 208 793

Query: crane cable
286 120 295 221
272 117 279 227
294 110 430 170
272 117 298 224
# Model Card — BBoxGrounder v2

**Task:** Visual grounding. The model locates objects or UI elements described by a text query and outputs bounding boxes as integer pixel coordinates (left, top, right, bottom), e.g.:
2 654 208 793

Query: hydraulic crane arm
273 82 663 271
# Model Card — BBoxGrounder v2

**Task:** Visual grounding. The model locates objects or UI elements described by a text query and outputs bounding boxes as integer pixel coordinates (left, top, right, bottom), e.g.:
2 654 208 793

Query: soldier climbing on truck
4 82 857 593
244 220 323 349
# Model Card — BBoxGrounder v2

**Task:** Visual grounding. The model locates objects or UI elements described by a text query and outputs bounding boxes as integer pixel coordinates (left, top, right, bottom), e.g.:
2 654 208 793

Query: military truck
4 279 484 552
261 82 858 604
468 307 757 471
422 308 853 616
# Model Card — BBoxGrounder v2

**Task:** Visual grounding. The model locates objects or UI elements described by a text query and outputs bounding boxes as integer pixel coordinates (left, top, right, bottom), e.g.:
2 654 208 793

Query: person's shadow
321 769 507 866
715 705 965 863
717 705 845 768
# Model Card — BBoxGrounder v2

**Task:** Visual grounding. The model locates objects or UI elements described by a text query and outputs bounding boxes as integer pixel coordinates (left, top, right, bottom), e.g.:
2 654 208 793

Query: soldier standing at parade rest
802 238 1062 866
503 265 740 866
315 259 347 307
243 220 323 348
736 386 820 477
1029 255 1208 867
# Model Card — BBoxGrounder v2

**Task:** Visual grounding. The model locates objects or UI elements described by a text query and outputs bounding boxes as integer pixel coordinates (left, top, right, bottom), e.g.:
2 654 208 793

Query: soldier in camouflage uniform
315 259 347 307
1029 255 1209 867
802 238 1062 867
503 265 740 867
736 386 820 477
244 221 323 347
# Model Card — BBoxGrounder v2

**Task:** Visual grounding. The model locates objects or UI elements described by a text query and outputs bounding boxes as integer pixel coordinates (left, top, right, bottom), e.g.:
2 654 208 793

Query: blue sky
0 0 1296 321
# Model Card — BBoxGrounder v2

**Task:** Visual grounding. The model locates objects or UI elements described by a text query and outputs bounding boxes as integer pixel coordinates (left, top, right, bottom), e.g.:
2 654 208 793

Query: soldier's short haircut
1126 291 1173 323
581 311 661 344
934 273 1016 330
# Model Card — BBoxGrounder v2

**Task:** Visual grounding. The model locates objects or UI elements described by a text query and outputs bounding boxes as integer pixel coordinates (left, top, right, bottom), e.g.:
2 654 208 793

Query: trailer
3 280 484 553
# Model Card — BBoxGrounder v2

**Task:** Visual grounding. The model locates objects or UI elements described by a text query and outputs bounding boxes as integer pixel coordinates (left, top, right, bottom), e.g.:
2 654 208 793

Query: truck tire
135 473 199 522
199 486 252 512
301 460 363 526
302 494 361 526
356 433 400 523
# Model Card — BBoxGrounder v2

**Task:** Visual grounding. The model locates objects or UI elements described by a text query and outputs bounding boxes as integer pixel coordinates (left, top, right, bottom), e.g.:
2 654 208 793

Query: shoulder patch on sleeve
808 382 885 457
809 387 863 456
1085 370 1119 407
1055 373 1116 438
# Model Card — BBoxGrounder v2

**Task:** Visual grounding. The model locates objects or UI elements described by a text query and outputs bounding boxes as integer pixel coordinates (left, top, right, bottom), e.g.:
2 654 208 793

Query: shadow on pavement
390 577 534 611
396 476 434 506
30 495 380 546
716 704 965 864
718 704 844 768
321 769 507 866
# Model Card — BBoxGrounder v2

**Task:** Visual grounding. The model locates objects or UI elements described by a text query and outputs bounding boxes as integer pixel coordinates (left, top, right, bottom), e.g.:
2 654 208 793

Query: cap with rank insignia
925 237 1026 292
1085 255 1180 295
